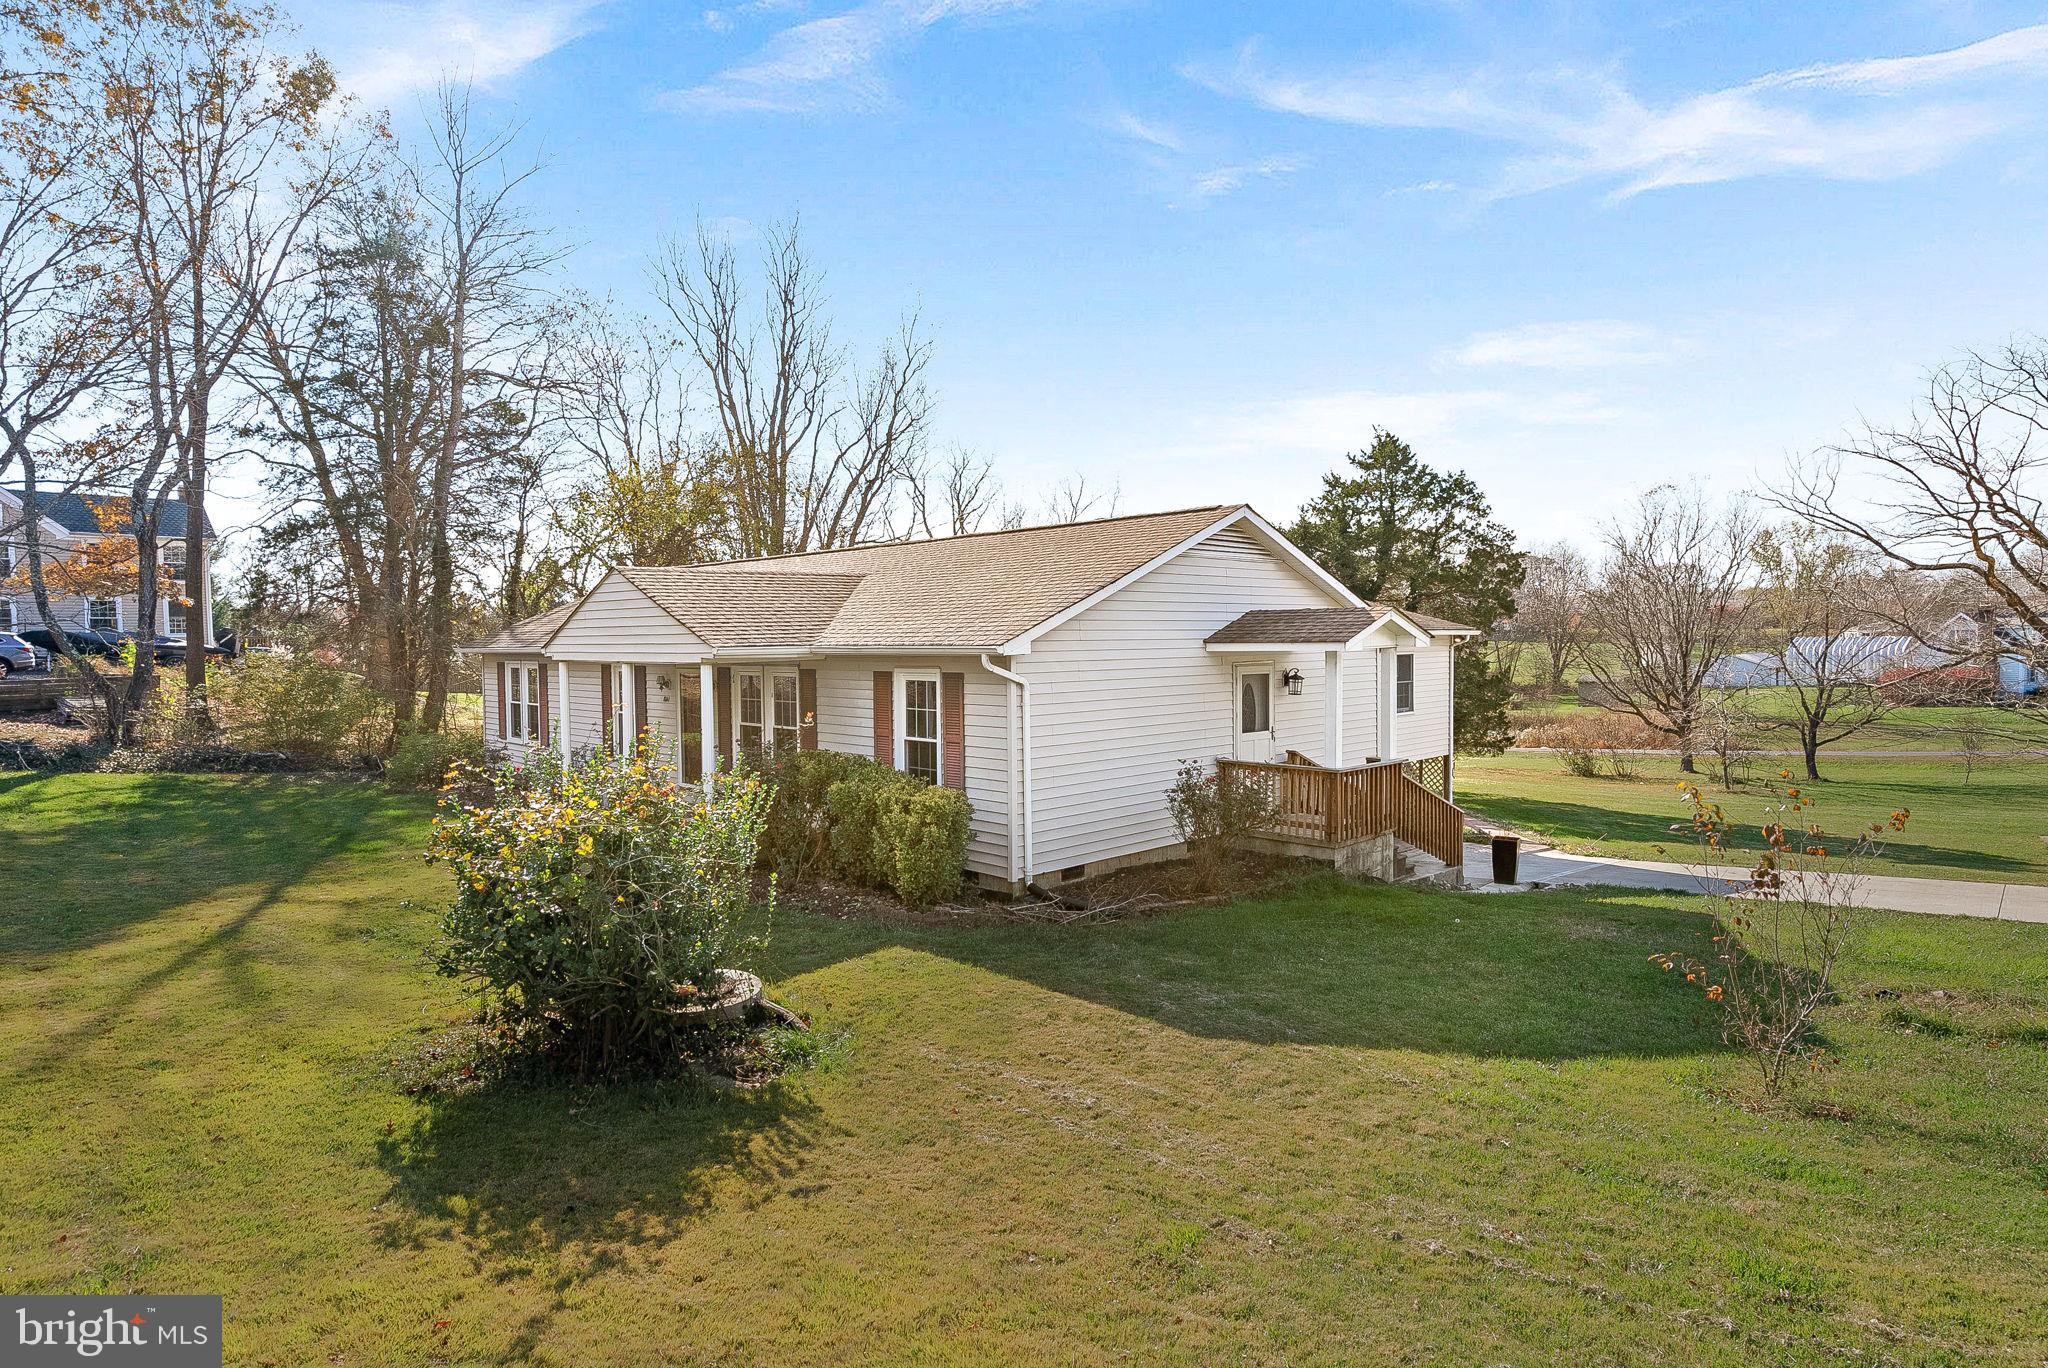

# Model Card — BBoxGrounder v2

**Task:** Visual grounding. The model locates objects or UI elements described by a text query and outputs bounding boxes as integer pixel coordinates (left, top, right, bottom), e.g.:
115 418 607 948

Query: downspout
979 653 1032 890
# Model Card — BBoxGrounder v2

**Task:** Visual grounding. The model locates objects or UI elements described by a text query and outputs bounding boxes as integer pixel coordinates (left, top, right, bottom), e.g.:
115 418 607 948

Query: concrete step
1389 842 1464 889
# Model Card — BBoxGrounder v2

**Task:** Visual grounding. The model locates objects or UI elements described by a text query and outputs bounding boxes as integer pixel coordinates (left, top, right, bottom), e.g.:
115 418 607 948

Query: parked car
133 633 234 666
13 626 126 661
0 632 50 676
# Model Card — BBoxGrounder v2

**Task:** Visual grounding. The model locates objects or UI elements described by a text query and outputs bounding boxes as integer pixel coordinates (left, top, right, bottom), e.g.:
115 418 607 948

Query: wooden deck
1216 754 1466 871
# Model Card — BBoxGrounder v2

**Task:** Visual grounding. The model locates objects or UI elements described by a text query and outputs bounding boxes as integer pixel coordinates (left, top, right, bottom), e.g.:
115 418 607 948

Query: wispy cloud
1108 109 1184 153
1186 23 2048 198
333 1 604 107
1446 320 1673 369
664 0 1044 114
1188 153 1306 200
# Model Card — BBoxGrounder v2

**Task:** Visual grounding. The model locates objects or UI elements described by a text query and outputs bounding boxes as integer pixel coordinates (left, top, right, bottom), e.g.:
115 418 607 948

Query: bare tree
1583 486 1759 773
1045 473 1120 523
657 218 932 557
1750 525 1908 780
1517 542 1594 694
94 0 357 712
411 83 564 731
1776 340 2047 640
907 446 999 538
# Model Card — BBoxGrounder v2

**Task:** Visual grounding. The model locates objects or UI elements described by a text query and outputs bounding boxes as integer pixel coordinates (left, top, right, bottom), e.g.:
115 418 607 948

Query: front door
1234 664 1275 762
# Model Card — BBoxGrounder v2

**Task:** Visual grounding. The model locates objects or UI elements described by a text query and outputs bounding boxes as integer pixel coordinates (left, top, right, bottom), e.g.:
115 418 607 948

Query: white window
0 543 13 577
506 662 541 742
736 668 800 760
163 542 186 588
897 671 940 784
1396 653 1415 714
0 600 13 631
168 600 187 636
88 599 118 632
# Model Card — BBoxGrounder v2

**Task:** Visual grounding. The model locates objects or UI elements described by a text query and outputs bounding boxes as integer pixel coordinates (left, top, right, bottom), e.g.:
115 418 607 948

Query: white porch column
1377 645 1398 762
698 660 717 794
556 661 571 762
1323 649 1344 767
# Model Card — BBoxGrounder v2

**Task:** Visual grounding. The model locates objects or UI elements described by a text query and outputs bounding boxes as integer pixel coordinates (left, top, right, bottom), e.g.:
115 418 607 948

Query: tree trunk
1802 727 1821 783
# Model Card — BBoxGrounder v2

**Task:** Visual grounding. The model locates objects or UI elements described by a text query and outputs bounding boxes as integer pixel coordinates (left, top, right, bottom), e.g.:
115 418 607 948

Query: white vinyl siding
1401 642 1455 758
545 571 707 660
810 654 1012 882
1019 527 1347 875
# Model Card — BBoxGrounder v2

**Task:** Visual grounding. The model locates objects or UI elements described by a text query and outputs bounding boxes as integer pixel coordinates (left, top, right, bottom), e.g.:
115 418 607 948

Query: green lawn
4 774 2047 1364
1457 751 2048 884
1508 689 2045 754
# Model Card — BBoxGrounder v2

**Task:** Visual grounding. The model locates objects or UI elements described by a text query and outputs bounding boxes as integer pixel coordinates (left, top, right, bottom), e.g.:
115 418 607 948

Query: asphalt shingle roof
477 505 1252 655
3 488 214 539
1206 604 1476 644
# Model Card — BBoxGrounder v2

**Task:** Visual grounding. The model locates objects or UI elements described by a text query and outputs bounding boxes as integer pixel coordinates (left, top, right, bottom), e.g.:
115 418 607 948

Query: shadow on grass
0 771 422 957
374 1074 823 1362
771 877 1728 1061
1462 793 2038 878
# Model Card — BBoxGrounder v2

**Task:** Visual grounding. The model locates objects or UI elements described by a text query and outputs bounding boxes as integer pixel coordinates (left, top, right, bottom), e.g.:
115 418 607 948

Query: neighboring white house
0 486 214 640
463 504 1478 892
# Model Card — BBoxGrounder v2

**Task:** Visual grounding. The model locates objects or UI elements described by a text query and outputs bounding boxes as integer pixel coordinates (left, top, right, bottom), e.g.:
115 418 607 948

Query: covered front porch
1204 605 1471 884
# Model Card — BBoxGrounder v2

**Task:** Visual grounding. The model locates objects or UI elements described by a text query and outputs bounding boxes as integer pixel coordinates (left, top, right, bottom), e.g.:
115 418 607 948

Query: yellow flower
577 835 594 855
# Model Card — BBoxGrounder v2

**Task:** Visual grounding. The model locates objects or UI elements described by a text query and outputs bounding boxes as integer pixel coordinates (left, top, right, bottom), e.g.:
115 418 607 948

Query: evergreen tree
1289 431 1524 754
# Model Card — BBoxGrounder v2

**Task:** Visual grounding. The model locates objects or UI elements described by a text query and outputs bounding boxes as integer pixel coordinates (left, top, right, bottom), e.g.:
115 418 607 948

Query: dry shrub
1516 712 1665 778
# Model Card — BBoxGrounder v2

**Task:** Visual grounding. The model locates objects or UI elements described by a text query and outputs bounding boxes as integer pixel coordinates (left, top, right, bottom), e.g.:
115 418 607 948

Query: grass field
1506 688 2045 755
4 774 2047 1364
1456 751 2048 884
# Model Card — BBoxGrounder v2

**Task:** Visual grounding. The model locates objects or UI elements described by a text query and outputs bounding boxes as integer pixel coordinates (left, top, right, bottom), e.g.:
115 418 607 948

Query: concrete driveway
1463 842 2048 925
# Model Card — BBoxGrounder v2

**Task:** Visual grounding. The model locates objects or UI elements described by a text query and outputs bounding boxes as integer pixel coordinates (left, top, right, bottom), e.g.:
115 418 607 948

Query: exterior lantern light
1282 668 1305 696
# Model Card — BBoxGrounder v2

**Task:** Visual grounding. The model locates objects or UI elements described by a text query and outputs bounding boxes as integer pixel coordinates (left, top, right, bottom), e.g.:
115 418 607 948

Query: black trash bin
1490 833 1521 885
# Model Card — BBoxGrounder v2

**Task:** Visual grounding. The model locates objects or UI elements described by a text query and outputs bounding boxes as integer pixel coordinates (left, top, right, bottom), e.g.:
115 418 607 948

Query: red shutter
872 671 894 765
799 668 819 751
633 665 650 748
496 661 507 739
941 671 965 791
715 667 734 769
537 666 550 745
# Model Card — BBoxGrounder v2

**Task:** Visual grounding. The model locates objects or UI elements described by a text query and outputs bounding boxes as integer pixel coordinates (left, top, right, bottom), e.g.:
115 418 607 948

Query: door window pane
772 672 800 753
1239 672 1270 733
1396 654 1415 714
902 675 939 783
738 671 764 755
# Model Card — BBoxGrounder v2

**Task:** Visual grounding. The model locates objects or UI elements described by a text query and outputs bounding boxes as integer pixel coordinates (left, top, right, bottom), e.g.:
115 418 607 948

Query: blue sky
292 0 2048 548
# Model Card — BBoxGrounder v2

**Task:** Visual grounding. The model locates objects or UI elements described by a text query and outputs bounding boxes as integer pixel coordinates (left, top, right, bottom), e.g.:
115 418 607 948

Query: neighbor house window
168 601 186 636
506 662 540 741
1395 653 1415 714
0 542 13 577
0 600 13 631
88 599 117 632
163 542 186 585
897 671 940 784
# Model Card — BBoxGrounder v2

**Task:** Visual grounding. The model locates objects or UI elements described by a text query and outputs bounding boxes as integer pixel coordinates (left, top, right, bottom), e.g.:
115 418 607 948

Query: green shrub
822 763 897 886
763 748 973 905
428 745 773 1077
385 729 487 792
762 749 873 876
206 654 391 763
874 781 972 906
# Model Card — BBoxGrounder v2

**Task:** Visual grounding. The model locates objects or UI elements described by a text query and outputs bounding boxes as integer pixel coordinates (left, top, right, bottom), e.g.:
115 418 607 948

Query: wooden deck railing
1217 755 1465 869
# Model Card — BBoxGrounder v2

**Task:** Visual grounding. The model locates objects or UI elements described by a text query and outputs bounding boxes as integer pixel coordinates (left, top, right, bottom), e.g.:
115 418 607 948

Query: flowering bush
427 745 774 1077
1651 774 1910 1094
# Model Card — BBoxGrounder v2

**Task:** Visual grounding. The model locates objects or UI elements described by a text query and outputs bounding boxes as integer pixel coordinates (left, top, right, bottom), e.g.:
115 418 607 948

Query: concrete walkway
1462 842 2048 924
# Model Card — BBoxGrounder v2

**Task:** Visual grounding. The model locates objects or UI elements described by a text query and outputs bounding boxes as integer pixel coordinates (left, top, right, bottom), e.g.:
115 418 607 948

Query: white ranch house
465 505 1476 892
